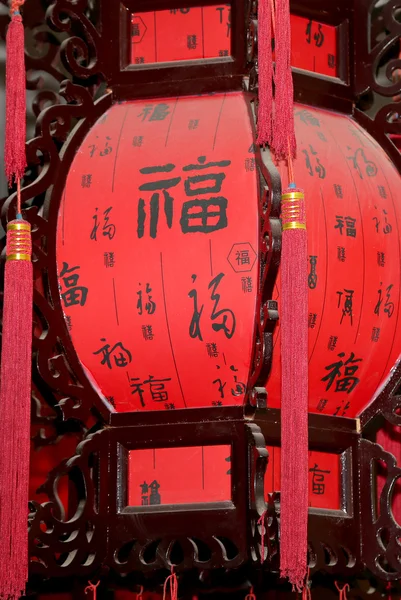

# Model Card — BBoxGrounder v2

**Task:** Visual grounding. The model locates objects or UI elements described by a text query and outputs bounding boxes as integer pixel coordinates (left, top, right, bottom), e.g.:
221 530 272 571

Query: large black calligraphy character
321 352 362 394
59 262 88 308
93 339 132 369
130 375 172 407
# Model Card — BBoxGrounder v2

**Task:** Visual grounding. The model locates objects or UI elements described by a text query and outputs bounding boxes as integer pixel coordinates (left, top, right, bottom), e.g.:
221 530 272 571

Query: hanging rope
85 580 100 599
163 568 178 600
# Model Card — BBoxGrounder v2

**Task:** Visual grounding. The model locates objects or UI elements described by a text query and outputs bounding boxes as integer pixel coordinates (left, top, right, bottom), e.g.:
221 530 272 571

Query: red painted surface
265 447 341 510
131 5 232 64
128 445 231 505
290 15 338 77
57 92 259 413
266 104 401 419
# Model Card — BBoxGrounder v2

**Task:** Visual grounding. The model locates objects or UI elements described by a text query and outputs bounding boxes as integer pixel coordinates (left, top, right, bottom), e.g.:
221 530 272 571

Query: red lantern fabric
57 92 259 413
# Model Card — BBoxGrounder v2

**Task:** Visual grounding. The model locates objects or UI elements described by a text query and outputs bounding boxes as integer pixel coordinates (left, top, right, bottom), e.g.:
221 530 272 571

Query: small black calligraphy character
130 375 172 407
241 277 253 293
142 325 154 341
137 283 156 316
219 49 229 56
337 246 346 262
317 398 328 412
59 262 88 308
209 273 236 339
133 135 144 147
140 481 161 506
336 216 356 237
377 251 386 267
88 144 97 158
296 109 320 127
317 131 327 142
347 148 378 179
309 464 330 495
164 403 176 410
91 207 116 241
206 342 219 358
327 336 338 351
371 327 381 342
81 174 92 188
135 57 145 64
225 455 232 475
138 103 170 122
188 119 199 130
333 184 343 199
245 158 256 172
132 22 140 37
93 339 132 369
302 147 326 178
308 255 318 289
373 208 393 235
236 249 250 266
336 288 354 325
374 283 394 318
138 164 180 238
321 352 362 394
328 53 336 69
187 34 197 49
189 274 204 341
213 378 226 399
65 315 72 331
378 185 387 199
212 400 223 406
308 313 318 329
333 401 351 417
104 252 115 268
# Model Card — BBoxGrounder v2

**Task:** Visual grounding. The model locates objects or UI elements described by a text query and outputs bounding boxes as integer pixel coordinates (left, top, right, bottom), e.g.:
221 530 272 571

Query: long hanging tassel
5 0 27 185
0 215 32 599
0 2 31 599
279 178 308 590
257 0 273 146
272 0 296 159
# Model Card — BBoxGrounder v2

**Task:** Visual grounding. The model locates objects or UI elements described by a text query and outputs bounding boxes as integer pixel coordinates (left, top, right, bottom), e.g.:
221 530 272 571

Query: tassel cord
85 580 100 599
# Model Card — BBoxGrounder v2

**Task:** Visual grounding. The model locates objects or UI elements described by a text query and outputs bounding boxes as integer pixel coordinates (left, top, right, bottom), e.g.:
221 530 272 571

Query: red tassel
272 0 296 159
0 219 33 599
280 186 308 589
257 0 273 146
5 1 26 186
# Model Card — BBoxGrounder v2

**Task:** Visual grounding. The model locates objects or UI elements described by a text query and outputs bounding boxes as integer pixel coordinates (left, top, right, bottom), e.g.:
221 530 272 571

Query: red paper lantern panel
57 92 259 412
266 105 401 418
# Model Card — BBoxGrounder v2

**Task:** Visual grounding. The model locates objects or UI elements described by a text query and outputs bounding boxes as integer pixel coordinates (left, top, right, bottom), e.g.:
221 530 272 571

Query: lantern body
57 92 259 412
266 104 401 419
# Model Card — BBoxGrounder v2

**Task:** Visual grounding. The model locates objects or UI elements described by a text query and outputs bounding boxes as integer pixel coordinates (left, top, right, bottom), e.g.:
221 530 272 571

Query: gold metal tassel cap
281 190 306 231
6 220 31 262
